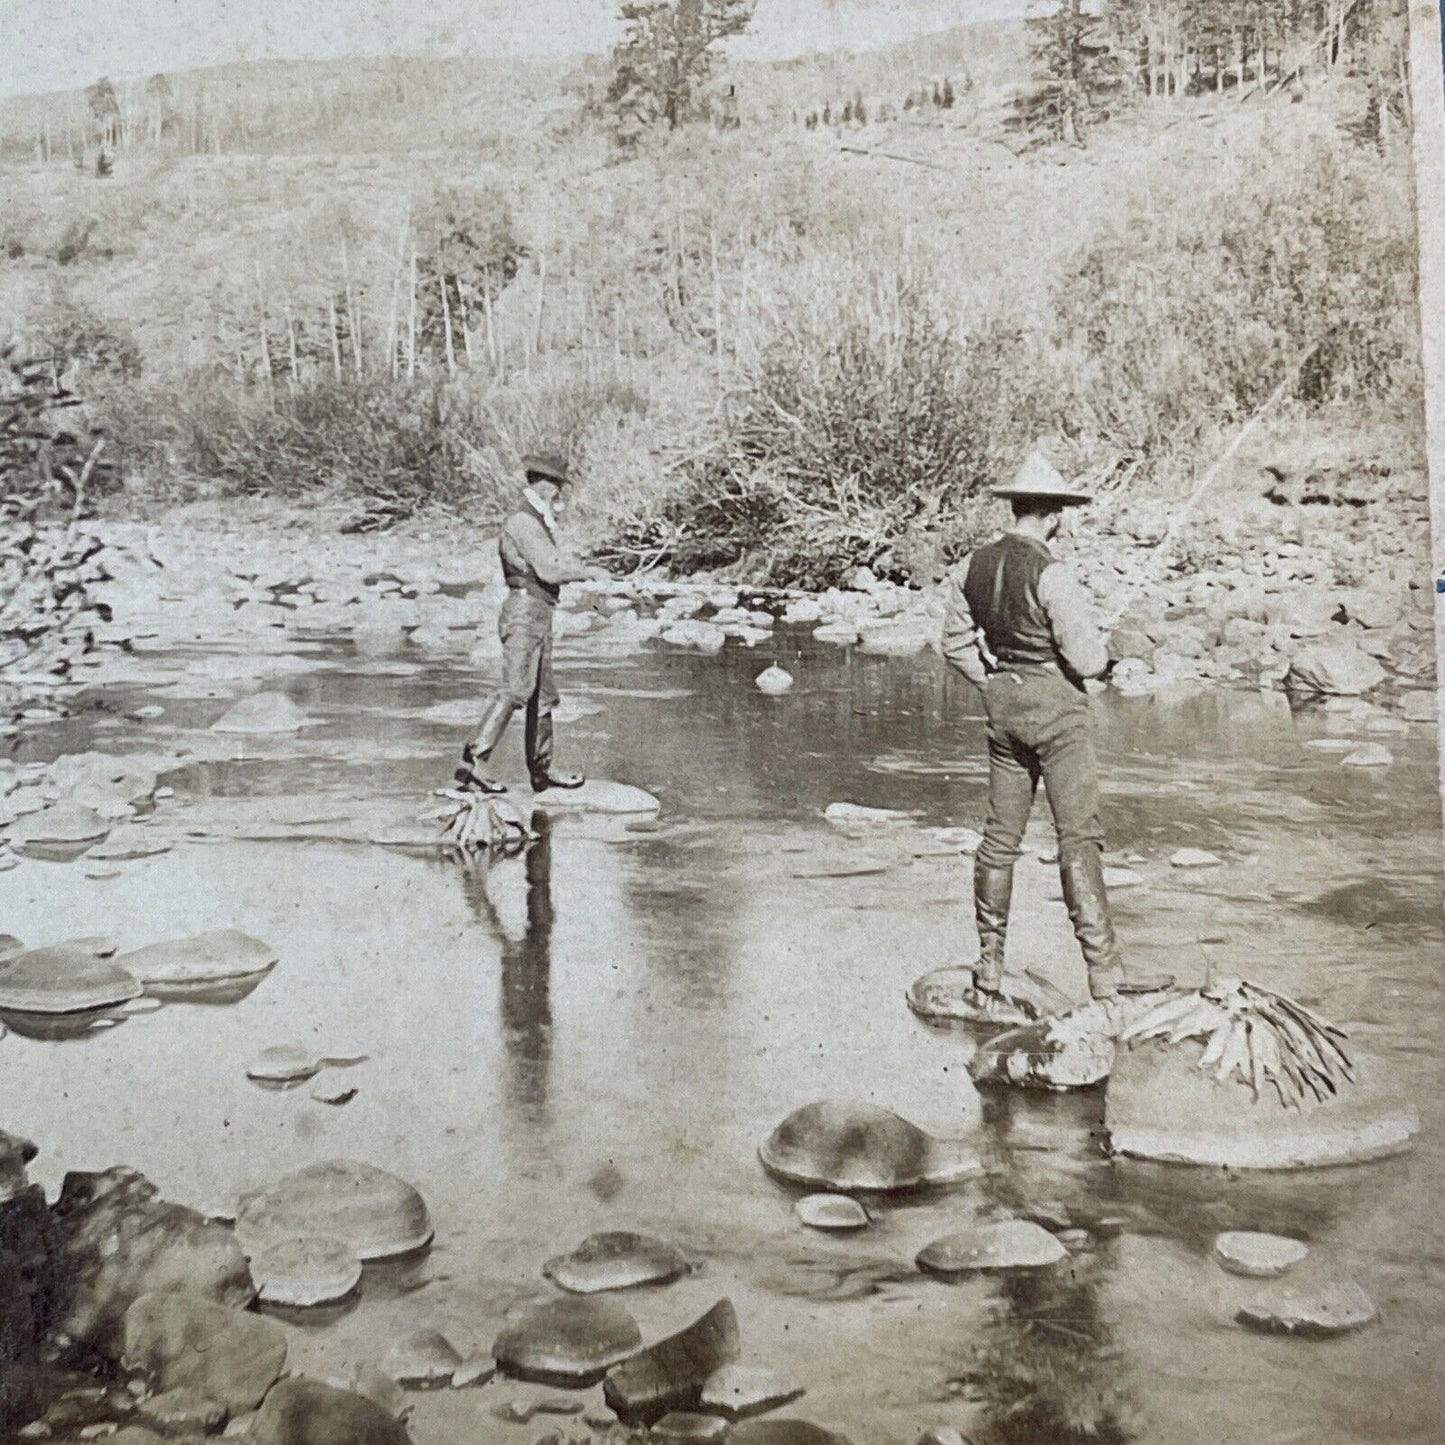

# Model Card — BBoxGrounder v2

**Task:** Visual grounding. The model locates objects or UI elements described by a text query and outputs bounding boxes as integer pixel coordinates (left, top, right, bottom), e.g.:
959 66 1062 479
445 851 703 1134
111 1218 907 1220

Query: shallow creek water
3 624 1444 1444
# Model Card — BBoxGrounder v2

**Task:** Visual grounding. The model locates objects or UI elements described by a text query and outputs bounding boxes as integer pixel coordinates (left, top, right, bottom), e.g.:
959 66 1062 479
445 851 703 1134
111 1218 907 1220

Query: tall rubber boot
1058 848 1173 999
457 696 517 794
972 861 1014 994
526 710 584 793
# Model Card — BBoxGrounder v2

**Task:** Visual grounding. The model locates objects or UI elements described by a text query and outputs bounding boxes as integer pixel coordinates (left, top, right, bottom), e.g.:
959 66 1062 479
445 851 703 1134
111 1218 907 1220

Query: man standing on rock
941 450 1172 1006
456 454 594 796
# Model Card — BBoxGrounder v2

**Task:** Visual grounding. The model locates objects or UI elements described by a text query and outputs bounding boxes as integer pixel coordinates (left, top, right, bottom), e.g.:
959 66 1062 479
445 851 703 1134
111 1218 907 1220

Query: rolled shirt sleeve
1037 562 1111 681
940 558 990 688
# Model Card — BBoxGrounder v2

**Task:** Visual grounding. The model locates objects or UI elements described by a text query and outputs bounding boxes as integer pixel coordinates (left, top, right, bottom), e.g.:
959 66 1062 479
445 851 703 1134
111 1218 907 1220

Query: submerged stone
793 1195 869 1232
0 945 142 1015
383 1328 464 1388
760 1102 981 1192
212 693 309 734
1170 848 1223 868
1213 1232 1308 1279
493 1296 642 1386
654 1411 731 1443
123 1292 287 1412
251 1236 363 1307
729 1421 853 1445
248 1378 414 1445
699 1366 806 1420
1235 1281 1377 1337
542 1232 690 1294
603 1299 741 1425
530 780 660 815
118 930 278 987
916 1220 1068 1277
236 1161 433 1261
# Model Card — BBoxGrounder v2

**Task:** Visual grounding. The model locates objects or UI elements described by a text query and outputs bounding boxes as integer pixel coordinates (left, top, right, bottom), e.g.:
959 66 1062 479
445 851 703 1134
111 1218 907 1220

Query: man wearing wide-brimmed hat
942 449 1172 1005
457 454 594 795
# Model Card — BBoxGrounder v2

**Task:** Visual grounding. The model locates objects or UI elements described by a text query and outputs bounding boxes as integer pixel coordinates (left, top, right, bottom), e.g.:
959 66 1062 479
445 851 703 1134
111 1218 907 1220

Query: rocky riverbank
3 459 1437 744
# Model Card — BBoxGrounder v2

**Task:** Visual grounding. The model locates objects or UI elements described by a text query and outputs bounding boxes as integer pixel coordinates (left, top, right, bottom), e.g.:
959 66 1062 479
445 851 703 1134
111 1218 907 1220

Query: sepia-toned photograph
1 1 1443 1441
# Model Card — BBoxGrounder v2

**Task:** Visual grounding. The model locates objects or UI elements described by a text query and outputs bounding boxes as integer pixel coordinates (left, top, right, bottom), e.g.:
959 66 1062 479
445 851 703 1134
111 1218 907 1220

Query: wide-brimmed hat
989 449 1091 506
522 452 571 487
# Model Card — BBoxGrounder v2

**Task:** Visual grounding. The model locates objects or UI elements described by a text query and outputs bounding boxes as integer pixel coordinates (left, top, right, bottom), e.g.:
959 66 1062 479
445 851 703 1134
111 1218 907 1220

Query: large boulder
122 1292 287 1412
116 931 279 988
493 1296 642 1386
1106 1036 1418 1168
49 1168 255 1358
759 1102 980 1193
1285 644 1386 696
249 1377 414 1445
236 1162 432 1262
0 1131 56 1365
603 1299 741 1425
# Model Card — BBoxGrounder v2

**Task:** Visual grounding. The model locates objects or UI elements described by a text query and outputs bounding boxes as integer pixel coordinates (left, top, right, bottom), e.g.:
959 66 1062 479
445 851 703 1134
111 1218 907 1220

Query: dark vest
499 511 560 606
962 533 1058 668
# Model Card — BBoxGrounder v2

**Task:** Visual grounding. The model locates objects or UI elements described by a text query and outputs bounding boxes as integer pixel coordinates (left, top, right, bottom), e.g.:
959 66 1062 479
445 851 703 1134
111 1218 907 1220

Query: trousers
470 591 561 782
974 665 1124 994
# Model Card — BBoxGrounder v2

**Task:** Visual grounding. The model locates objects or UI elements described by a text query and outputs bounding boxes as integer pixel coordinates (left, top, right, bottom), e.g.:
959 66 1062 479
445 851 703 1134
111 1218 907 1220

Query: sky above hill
2 0 1030 99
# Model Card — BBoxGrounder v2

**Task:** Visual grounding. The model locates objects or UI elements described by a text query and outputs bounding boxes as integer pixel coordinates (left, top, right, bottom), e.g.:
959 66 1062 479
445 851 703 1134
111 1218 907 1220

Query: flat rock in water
251 1235 363 1307
729 1421 852 1445
237 1160 433 1260
755 665 794 695
383 1328 464 1387
1106 1038 1418 1168
8 804 111 859
542 1231 690 1294
654 1411 731 1443
794 1195 869 1232
917 1220 1068 1277
493 1296 642 1386
968 1006 1116 1092
856 624 933 657
824 802 909 827
0 945 143 1014
118 930 279 986
212 693 310 734
1401 690 1436 721
906 966 1072 1028
46 752 160 808
451 1355 497 1389
88 831 175 861
248 1378 413 1445
310 1080 358 1106
813 623 859 645
603 1299 741 1425
760 1101 981 1192
247 1044 321 1083
661 621 727 653
1341 744 1392 767
1213 1231 1308 1279
1235 1281 1377 1337
123 1291 287 1412
1170 848 1223 868
700 1366 806 1420
530 780 660 815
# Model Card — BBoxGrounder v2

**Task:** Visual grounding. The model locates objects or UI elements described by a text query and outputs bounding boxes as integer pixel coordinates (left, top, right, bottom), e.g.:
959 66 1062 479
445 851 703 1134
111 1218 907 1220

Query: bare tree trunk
407 246 417 381
440 275 456 377
327 296 343 381
532 249 547 357
284 302 300 390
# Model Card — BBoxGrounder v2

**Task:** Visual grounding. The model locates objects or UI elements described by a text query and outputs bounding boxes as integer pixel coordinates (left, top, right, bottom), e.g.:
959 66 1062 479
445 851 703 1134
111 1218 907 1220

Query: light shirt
941 537 1111 686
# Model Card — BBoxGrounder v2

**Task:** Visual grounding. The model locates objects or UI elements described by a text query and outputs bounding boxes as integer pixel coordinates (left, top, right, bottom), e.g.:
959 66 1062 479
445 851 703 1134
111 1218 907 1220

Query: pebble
310 1080 358 1105
542 1231 690 1294
1213 1231 1309 1278
794 1194 869 1232
246 1044 321 1083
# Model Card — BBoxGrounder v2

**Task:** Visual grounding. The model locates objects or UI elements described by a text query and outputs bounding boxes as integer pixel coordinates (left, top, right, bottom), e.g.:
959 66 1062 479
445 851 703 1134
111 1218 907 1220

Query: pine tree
1008 0 1125 146
606 0 755 140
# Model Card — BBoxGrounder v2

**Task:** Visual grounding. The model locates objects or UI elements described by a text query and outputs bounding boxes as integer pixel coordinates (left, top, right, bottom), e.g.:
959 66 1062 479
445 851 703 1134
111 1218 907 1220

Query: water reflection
458 818 555 1127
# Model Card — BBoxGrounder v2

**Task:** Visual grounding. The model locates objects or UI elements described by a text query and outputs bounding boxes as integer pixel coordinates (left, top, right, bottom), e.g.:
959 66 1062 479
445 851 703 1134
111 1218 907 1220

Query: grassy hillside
0 17 1421 583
